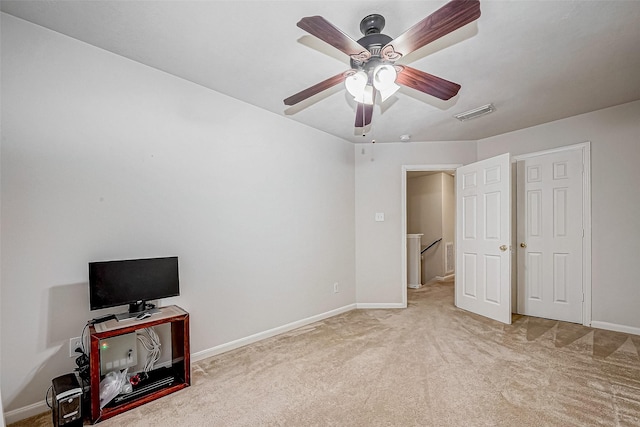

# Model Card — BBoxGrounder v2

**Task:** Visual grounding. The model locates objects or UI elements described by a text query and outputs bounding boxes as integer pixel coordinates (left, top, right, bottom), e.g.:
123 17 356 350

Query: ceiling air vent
454 103 496 122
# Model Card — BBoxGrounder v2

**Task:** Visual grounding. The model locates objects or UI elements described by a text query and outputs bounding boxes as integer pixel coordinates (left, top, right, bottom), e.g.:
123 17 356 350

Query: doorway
401 164 461 307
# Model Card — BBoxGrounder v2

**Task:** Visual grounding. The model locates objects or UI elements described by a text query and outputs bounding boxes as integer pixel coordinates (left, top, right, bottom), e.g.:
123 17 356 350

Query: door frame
512 142 592 326
401 164 462 307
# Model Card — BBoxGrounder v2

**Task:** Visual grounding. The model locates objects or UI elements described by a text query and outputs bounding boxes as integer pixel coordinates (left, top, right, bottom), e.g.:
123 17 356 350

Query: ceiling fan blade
298 16 371 61
355 102 374 128
381 0 480 60
284 72 348 106
355 86 377 127
395 66 461 100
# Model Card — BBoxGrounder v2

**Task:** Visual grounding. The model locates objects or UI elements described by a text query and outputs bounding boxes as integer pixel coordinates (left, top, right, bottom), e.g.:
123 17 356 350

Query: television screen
89 256 179 313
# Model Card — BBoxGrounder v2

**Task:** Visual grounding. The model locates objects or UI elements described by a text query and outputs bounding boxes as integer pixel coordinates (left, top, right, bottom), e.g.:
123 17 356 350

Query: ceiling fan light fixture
373 64 400 102
372 64 397 90
344 71 367 98
346 71 375 105
454 103 496 122
379 82 400 102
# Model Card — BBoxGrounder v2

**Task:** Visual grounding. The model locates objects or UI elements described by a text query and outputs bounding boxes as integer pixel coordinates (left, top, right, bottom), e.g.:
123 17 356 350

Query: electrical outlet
69 336 82 358
333 282 339 293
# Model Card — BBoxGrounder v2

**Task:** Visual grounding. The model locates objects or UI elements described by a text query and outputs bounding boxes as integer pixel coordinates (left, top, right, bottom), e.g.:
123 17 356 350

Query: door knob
520 242 527 248
499 245 508 252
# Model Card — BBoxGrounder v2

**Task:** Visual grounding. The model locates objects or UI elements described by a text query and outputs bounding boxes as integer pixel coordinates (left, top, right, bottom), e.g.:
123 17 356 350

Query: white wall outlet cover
69 337 82 358
375 212 385 222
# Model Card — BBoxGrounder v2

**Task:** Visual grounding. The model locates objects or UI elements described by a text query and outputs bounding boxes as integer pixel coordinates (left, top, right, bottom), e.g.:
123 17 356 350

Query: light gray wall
355 142 477 304
477 100 640 331
1 14 355 413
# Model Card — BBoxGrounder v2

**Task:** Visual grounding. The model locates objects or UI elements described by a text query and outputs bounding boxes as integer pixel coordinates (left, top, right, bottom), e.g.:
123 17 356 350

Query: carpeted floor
10 280 640 426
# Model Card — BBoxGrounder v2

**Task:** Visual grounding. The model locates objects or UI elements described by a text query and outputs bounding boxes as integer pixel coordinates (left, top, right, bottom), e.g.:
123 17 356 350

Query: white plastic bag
99 368 129 409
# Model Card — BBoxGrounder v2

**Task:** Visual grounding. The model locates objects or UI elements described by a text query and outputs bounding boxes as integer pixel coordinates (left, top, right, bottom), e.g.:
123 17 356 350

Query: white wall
0 14 356 415
355 142 476 304
477 100 640 331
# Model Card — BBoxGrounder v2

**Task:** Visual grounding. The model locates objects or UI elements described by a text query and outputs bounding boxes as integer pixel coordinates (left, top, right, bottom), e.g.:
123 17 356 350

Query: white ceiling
2 0 639 143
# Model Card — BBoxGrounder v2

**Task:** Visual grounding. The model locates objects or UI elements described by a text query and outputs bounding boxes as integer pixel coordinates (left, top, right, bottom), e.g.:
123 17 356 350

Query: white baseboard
590 321 640 336
191 303 357 362
4 400 49 425
356 303 405 309
435 274 455 281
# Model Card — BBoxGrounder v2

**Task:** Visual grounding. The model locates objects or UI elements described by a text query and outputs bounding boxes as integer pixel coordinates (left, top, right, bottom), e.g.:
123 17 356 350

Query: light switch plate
375 212 385 222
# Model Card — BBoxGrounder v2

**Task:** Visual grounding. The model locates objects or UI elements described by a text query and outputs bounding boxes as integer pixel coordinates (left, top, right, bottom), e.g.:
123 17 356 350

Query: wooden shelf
88 305 190 423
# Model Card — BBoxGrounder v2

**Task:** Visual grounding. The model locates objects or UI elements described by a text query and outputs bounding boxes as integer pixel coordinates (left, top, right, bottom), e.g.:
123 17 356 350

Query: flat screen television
89 256 179 319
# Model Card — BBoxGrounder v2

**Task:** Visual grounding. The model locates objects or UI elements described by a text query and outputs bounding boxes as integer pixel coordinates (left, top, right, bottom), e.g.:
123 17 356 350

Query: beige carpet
11 280 640 426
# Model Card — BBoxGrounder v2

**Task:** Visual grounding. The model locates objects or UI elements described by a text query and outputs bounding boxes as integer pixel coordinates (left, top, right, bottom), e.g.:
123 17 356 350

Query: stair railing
421 238 442 254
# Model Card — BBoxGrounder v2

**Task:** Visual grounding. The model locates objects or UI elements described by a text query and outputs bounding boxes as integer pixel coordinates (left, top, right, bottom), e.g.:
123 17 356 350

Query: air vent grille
446 242 455 273
454 103 496 121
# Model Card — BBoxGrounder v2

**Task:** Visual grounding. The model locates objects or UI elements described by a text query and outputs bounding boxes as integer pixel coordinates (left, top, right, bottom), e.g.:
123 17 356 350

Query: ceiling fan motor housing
352 14 393 70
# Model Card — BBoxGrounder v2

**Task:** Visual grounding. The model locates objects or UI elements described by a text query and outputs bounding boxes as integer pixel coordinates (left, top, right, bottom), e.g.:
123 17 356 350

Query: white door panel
456 153 511 324
517 149 583 323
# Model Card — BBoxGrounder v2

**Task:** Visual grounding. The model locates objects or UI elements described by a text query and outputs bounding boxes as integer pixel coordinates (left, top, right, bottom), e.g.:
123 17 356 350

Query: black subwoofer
51 373 83 426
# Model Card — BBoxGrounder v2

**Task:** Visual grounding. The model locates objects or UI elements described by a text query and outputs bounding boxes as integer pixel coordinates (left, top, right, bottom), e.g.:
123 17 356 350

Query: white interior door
455 153 512 324
516 148 584 323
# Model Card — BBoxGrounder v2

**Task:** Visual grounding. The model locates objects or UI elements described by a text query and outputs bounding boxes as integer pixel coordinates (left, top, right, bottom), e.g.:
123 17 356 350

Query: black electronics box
51 373 83 426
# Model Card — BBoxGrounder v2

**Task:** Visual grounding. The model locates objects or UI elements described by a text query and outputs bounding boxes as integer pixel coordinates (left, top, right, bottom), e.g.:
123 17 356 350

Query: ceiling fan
283 0 481 128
